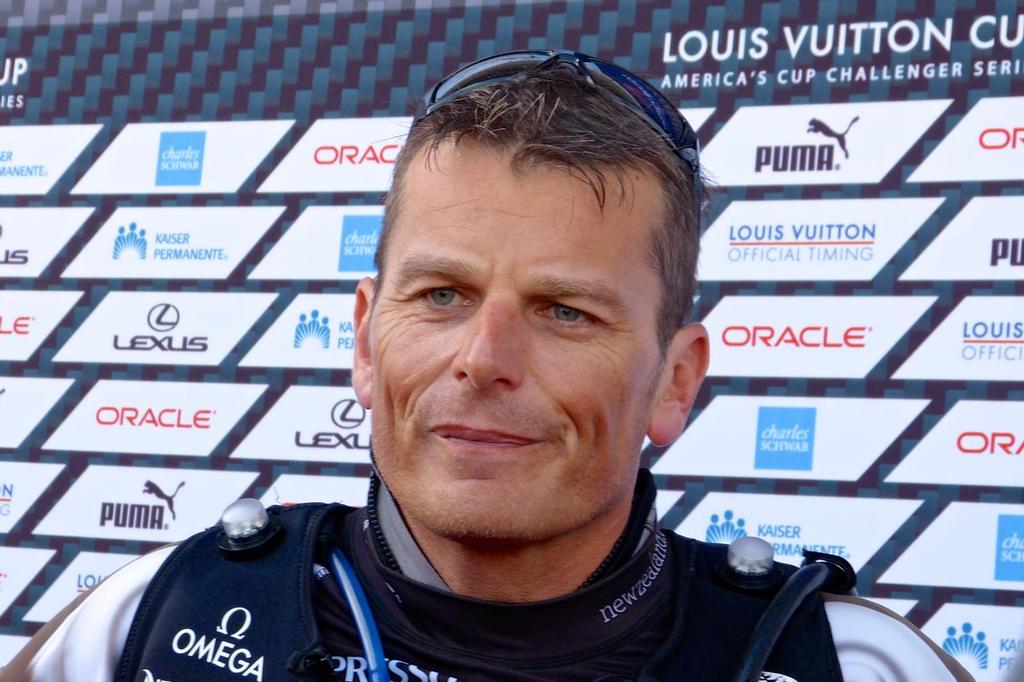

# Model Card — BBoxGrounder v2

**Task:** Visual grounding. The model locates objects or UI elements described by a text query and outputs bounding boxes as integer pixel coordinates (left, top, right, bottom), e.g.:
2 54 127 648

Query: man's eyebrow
392 255 479 288
530 275 628 314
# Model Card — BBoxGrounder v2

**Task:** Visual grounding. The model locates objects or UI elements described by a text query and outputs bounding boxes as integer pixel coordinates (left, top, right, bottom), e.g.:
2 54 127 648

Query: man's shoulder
826 594 973 680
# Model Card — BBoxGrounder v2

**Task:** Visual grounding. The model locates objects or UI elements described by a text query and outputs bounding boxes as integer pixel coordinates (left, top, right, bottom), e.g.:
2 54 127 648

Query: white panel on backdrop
886 400 1024 486
0 290 82 362
250 205 384 281
910 96 1024 182
240 293 357 369
0 547 55 617
259 474 370 508
702 296 935 378
43 380 266 456
676 492 920 570
699 198 943 281
901 197 1024 281
653 396 928 481
54 292 276 366
0 636 30 668
0 207 93 278
0 377 73 449
62 206 284 279
23 551 140 623
33 465 257 541
231 385 371 463
0 462 64 533
921 603 1024 680
894 297 1024 382
0 124 102 195
702 100 950 186
880 502 1024 591
258 117 412 193
655 490 684 520
72 120 293 195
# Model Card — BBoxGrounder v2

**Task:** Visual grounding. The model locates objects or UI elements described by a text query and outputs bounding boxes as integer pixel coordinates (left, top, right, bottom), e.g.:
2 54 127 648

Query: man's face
353 141 705 545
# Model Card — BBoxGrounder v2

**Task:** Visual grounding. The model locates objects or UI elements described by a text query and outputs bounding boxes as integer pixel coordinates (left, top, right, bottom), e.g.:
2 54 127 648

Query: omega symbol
147 303 180 333
215 606 252 641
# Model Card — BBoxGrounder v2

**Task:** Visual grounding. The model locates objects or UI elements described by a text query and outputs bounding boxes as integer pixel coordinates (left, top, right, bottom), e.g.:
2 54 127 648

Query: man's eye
428 288 458 306
552 305 583 322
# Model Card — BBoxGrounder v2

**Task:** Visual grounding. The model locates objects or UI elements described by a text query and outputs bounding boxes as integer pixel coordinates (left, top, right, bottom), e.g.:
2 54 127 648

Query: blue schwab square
754 406 816 471
995 515 1024 582
338 214 383 273
155 131 206 186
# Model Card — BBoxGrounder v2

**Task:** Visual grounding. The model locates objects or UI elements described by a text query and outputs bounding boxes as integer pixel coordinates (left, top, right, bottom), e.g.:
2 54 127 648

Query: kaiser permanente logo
894 297 1024 382
755 406 815 471
702 100 949 186
942 622 989 670
64 207 282 280
701 198 941 282
703 296 934 378
241 294 358 369
155 131 205 186
0 125 102 196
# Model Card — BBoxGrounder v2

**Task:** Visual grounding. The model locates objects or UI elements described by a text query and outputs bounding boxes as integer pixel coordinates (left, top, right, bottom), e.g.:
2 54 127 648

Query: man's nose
452 298 526 390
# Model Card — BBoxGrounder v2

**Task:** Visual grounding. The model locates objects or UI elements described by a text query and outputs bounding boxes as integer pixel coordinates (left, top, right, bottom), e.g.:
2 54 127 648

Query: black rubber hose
730 563 831 682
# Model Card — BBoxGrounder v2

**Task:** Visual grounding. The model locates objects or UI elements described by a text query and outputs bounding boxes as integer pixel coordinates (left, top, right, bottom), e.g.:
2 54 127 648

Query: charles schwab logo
0 225 28 265
942 622 988 670
995 515 1024 582
755 406 816 471
339 214 382 273
155 131 206 187
100 480 184 530
755 115 858 173
171 606 264 680
295 398 370 451
111 303 209 353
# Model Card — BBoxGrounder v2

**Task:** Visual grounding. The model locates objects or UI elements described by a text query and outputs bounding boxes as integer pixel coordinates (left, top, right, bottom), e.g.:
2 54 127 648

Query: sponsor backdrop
0 0 1022 677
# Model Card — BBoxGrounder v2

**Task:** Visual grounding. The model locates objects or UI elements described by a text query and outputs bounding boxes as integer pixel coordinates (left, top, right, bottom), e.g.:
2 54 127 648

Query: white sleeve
25 545 175 682
826 598 972 682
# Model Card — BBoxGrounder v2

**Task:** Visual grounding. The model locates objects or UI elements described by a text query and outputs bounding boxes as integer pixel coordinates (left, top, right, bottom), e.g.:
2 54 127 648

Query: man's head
352 52 708 550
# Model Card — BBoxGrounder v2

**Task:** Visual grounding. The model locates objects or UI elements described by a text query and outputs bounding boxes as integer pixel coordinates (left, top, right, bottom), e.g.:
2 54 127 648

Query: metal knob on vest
217 498 284 559
728 536 774 576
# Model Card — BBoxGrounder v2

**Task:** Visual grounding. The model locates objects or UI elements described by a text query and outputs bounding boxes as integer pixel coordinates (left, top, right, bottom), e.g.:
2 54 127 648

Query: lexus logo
147 304 180 332
331 398 366 430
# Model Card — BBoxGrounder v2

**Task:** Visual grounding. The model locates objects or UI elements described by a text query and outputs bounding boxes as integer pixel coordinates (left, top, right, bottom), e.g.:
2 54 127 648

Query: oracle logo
978 127 1024 150
721 325 869 348
313 144 400 165
0 315 33 335
957 431 1024 456
95 406 213 429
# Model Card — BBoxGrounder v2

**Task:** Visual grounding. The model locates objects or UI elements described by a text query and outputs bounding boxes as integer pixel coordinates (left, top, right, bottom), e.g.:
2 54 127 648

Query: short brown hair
376 65 702 350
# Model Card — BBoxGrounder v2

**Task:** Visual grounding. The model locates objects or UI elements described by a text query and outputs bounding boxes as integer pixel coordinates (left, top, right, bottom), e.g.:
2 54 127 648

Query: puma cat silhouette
807 116 859 159
143 480 185 520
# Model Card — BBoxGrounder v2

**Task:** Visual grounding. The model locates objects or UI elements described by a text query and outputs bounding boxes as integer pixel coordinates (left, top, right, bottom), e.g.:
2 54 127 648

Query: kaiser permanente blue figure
5 50 971 682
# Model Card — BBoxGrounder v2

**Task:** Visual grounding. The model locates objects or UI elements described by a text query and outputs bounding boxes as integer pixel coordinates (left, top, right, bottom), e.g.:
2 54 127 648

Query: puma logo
143 480 185 520
807 116 859 159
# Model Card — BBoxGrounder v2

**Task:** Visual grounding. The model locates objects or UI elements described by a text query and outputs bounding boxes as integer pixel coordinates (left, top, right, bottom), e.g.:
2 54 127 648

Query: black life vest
114 503 843 682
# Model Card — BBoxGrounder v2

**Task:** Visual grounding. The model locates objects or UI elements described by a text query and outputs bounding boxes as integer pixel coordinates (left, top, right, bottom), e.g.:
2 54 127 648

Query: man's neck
403 500 633 603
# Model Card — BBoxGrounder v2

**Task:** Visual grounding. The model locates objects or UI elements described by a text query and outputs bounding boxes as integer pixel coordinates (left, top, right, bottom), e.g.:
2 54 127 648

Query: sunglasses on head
421 49 703 228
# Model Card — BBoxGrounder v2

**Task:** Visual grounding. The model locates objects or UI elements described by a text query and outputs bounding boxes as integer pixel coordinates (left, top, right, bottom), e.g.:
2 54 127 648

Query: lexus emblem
147 303 180 332
331 399 366 430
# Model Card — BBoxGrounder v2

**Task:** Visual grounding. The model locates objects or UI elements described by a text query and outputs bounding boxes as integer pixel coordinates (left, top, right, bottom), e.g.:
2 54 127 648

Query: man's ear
352 276 376 409
646 323 709 447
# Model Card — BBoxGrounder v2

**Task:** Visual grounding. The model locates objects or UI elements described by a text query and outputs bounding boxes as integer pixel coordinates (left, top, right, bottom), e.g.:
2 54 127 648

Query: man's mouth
430 424 538 447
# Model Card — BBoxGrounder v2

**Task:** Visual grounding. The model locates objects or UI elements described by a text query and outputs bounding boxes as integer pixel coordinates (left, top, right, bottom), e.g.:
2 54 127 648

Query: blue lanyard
329 547 388 682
